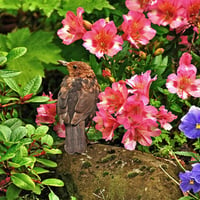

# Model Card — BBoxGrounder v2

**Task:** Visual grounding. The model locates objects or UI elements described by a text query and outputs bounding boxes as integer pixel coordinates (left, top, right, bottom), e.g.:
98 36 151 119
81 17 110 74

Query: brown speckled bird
57 61 100 154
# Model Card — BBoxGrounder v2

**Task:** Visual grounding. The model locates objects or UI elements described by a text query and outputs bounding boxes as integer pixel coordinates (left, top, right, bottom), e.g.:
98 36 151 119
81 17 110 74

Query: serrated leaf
36 158 57 167
5 28 62 87
42 178 64 187
6 184 22 200
25 96 49 103
0 56 7 65
11 173 35 191
0 70 21 78
7 47 27 61
3 77 22 95
44 148 62 155
58 0 114 15
0 125 12 142
22 76 42 96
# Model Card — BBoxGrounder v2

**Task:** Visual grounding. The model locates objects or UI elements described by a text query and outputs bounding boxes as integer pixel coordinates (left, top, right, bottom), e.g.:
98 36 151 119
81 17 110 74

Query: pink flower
147 0 187 29
82 19 123 58
121 11 156 48
36 92 56 125
125 0 157 12
57 7 86 45
166 53 200 99
93 109 119 141
97 81 128 114
126 70 157 105
122 119 161 150
156 106 177 130
53 122 65 138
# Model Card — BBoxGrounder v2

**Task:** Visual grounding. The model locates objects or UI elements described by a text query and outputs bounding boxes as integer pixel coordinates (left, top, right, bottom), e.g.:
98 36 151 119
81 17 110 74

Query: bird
57 61 100 154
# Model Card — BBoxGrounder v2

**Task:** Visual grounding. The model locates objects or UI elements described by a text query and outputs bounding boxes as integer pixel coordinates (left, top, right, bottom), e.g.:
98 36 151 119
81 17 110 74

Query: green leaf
17 156 36 167
10 126 27 142
11 173 35 191
170 103 182 113
42 178 64 187
0 153 15 162
32 125 49 140
33 167 49 174
0 56 7 65
25 96 49 103
7 47 27 61
26 124 35 138
0 70 21 78
22 75 42 96
3 77 22 95
8 161 21 168
36 158 57 168
49 189 60 200
5 28 62 87
2 118 23 130
6 184 21 200
0 168 6 175
0 125 12 142
32 184 41 195
0 96 19 104
41 135 54 146
174 151 200 161
44 148 62 155
58 0 114 15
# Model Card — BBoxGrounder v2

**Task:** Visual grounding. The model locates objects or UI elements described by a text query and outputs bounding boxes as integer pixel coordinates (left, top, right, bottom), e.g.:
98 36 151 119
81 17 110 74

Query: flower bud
83 20 92 30
139 51 147 60
154 48 164 56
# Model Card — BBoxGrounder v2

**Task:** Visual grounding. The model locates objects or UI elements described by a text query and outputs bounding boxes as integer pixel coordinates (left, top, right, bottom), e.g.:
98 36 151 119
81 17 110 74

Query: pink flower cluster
93 71 177 150
126 0 200 32
36 92 65 138
166 52 200 99
57 6 156 58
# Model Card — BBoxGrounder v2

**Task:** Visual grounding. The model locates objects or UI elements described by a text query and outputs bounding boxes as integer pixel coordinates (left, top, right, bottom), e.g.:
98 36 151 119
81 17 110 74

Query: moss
102 171 109 177
81 161 92 169
127 171 139 178
140 165 147 171
133 157 142 164
100 154 117 163
148 167 156 173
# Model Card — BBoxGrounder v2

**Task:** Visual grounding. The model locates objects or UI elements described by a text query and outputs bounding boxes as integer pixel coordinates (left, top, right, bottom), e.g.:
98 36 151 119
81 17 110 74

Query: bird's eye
73 65 78 69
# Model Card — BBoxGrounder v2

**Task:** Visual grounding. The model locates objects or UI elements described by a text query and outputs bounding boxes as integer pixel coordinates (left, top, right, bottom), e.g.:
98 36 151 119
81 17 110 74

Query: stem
170 151 186 172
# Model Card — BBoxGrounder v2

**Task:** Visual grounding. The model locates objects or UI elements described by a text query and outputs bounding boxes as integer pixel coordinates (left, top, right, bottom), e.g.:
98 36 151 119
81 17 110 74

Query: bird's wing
57 77 99 125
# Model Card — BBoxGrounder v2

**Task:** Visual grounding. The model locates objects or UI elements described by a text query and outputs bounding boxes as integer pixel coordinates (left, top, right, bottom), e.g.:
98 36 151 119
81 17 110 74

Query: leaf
44 148 62 155
58 0 114 15
170 104 182 113
49 189 60 200
33 167 49 174
25 96 49 103
26 124 35 138
7 47 27 61
41 135 54 146
11 173 35 191
0 125 12 142
10 126 27 142
2 118 23 130
3 77 22 95
6 184 21 200
0 153 15 162
22 76 42 96
32 125 49 140
0 56 7 65
32 184 41 195
0 70 21 78
0 96 19 104
0 168 6 175
42 178 64 187
174 151 200 161
5 28 62 87
36 158 57 168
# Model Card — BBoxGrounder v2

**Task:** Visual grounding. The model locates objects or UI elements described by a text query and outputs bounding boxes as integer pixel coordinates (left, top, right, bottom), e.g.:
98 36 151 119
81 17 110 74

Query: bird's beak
58 60 69 66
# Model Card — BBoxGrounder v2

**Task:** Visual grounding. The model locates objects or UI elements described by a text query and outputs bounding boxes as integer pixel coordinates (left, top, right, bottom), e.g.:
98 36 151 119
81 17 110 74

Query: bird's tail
64 121 87 154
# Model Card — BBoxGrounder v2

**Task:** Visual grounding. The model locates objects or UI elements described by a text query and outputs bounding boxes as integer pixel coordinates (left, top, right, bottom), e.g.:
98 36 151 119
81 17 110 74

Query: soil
56 144 183 200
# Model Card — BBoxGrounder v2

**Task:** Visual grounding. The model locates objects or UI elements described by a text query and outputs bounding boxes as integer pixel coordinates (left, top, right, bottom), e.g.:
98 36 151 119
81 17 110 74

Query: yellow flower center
190 179 194 185
196 123 200 129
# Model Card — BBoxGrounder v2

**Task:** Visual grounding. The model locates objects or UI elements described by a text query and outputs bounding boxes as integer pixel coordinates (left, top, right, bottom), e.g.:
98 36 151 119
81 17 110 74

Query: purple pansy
178 106 200 139
179 170 200 193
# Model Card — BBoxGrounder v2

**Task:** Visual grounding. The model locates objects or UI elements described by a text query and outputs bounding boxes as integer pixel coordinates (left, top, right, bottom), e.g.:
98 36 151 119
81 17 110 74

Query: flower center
196 123 200 129
189 179 194 185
